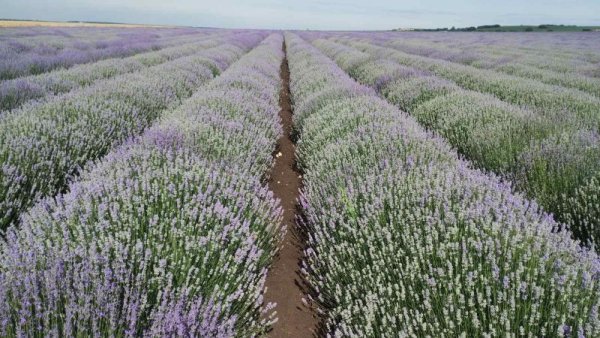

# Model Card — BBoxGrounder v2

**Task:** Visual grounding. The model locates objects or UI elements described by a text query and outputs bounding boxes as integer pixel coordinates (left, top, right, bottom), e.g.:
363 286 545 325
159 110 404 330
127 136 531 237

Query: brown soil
264 40 318 337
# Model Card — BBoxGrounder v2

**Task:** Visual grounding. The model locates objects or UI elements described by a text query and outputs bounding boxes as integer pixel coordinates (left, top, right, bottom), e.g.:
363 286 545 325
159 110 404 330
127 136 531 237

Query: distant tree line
407 24 598 32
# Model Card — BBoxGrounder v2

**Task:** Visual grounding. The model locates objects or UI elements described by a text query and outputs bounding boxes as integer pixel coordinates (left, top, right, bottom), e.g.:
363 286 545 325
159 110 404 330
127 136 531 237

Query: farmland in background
0 25 599 337
0 19 175 28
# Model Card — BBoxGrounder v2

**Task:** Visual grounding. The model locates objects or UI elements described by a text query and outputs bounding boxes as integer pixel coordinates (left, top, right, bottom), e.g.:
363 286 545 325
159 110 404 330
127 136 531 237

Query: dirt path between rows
264 39 318 337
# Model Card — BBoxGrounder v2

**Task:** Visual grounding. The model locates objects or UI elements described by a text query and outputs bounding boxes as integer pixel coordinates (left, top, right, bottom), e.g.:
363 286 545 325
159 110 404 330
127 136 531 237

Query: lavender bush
0 32 228 111
412 91 552 172
378 36 600 96
329 31 600 78
0 33 284 337
0 27 211 80
0 32 266 232
563 171 600 248
312 36 600 253
515 130 600 227
338 38 600 129
286 32 600 337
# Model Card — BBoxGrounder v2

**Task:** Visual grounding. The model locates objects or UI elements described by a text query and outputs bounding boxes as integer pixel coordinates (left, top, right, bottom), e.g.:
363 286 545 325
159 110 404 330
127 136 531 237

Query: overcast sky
2 0 600 30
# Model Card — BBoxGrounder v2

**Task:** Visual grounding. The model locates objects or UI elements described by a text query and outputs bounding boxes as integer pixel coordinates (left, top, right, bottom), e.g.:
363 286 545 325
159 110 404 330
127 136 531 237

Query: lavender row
381 34 600 74
298 31 600 73
312 38 600 251
0 33 284 337
286 32 600 336
0 32 266 232
332 38 600 131
383 36 600 70
0 27 211 80
399 33 600 76
0 32 228 111
0 26 206 40
377 37 600 97
331 31 600 76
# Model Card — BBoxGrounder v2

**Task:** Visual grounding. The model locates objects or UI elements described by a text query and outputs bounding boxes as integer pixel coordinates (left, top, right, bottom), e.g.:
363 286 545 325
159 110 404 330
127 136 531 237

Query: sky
1 0 600 30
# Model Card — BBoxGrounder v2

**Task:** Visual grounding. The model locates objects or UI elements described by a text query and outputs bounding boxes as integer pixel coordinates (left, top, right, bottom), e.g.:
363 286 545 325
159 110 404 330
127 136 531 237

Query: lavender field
0 25 600 337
